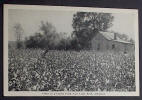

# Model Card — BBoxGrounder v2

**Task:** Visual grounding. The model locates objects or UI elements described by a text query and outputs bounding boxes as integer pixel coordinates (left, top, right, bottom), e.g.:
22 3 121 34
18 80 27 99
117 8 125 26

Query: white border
3 4 139 96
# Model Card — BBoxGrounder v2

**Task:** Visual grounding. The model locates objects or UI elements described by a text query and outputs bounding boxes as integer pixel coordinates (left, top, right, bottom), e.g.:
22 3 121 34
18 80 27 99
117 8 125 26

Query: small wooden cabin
91 31 134 53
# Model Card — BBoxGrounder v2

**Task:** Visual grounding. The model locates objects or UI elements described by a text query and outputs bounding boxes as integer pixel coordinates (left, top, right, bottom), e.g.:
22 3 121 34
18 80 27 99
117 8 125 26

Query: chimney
114 33 117 40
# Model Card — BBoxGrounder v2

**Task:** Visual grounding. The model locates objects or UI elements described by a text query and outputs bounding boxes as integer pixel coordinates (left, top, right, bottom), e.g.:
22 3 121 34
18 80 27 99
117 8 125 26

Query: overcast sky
8 9 136 41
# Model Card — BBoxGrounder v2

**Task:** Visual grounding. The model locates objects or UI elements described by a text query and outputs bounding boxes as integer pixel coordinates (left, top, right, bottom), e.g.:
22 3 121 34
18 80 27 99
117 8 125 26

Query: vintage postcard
4 4 139 96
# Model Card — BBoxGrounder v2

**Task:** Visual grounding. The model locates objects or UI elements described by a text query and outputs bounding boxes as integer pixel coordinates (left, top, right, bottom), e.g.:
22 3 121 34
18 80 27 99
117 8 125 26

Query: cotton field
8 49 135 91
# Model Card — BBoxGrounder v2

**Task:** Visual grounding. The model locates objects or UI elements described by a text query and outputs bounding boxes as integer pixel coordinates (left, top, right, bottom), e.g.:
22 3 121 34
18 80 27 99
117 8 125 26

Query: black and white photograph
4 4 139 96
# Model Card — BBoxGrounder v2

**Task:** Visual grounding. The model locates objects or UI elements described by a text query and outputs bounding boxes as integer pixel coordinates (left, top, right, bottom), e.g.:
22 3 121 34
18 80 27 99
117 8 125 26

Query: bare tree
14 23 24 48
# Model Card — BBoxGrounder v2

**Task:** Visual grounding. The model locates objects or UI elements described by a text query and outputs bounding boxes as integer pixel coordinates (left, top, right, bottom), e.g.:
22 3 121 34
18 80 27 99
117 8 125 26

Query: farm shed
8 41 17 49
9 41 25 49
91 31 134 53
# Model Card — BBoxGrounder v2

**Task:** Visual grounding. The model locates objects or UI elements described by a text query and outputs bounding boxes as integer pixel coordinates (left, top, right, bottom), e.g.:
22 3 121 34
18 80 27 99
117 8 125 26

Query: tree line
13 12 134 50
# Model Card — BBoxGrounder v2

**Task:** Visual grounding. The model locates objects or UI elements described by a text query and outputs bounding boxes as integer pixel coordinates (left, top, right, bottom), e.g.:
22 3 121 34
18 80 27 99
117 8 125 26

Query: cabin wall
91 33 109 51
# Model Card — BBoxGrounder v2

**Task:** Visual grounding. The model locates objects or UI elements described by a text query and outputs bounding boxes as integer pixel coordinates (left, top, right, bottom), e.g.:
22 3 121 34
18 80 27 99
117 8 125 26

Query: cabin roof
99 31 133 44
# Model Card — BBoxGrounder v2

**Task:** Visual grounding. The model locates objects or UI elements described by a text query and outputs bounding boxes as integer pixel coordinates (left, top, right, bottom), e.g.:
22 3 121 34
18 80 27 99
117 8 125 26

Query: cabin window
97 43 100 50
124 45 127 54
112 44 115 49
106 44 109 49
